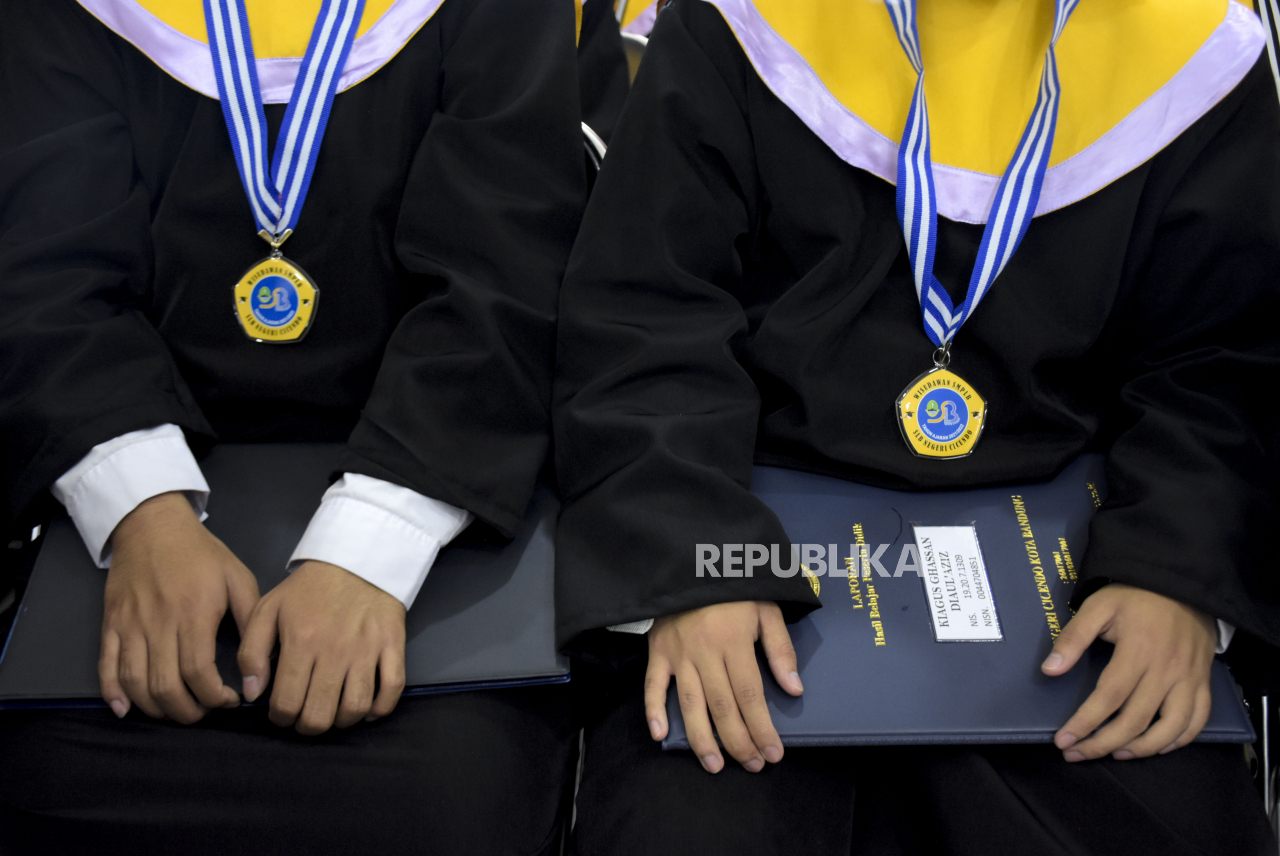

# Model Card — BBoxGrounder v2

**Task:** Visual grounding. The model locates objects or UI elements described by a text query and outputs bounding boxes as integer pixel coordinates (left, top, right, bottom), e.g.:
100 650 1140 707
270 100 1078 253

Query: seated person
0 0 589 853
553 0 1280 854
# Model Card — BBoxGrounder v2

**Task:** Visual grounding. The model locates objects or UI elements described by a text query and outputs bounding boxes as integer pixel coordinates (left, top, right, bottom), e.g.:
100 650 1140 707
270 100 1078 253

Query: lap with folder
553 1 1280 853
0 0 603 852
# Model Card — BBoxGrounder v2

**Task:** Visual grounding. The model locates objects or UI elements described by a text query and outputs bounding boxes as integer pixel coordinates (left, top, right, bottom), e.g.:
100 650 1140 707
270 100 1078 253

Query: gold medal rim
895 367 987 459
233 255 319 344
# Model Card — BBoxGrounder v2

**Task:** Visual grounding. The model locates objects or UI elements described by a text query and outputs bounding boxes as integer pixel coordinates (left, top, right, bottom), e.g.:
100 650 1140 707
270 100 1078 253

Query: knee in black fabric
0 687 581 856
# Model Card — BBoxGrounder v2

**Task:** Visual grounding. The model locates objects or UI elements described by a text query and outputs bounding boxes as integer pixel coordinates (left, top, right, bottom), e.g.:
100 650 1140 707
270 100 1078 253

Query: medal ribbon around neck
203 0 365 242
204 0 365 343
884 0 1078 348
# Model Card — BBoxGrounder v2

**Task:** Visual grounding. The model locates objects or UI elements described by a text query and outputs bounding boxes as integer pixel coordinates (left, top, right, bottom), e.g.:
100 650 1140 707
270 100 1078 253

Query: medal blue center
917 388 970 444
250 275 299 327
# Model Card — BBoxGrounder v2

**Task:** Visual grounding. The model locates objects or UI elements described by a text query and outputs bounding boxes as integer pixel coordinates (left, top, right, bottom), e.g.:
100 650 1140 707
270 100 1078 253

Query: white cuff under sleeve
289 473 473 609
51 424 209 568
607 618 654 634
1216 619 1235 655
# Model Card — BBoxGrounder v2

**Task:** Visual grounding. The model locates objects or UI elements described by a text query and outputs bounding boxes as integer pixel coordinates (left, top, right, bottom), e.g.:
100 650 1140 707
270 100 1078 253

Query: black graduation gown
0 0 586 539
553 0 1280 654
0 2 586 850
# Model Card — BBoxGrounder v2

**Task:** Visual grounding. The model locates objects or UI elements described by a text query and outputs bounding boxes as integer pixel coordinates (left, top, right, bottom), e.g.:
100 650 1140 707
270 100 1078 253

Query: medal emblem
896 359 986 459
233 250 318 343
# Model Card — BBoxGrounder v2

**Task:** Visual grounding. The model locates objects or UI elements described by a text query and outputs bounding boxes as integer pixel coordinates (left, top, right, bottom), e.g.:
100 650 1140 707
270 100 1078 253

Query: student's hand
645 601 802 774
1042 583 1217 762
238 560 406 735
101 491 260 723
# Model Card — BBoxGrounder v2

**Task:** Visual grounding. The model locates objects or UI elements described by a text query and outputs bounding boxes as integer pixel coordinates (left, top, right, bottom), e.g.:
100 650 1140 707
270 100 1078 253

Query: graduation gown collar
75 0 445 103
706 0 1265 223
620 0 657 35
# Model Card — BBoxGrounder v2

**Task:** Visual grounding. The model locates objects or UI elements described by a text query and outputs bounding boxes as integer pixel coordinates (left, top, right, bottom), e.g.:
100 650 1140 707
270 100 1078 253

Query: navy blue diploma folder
664 456 1254 748
0 444 568 708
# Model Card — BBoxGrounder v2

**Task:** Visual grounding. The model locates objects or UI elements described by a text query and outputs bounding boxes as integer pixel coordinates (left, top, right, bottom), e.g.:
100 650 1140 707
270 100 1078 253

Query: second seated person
555 0 1280 854
0 0 587 853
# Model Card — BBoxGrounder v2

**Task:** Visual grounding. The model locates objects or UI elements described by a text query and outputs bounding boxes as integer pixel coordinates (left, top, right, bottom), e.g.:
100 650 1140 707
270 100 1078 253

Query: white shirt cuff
1216 619 1235 655
51 424 209 568
607 618 654 634
289 473 473 609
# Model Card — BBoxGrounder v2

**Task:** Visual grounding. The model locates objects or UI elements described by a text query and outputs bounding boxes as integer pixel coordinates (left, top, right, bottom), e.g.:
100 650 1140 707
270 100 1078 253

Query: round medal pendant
233 254 318 343
896 367 986 459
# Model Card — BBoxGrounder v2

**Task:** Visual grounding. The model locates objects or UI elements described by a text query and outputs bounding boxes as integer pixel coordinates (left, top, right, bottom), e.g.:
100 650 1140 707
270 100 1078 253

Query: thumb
236 596 278 702
1042 595 1111 676
643 651 673 742
758 602 802 696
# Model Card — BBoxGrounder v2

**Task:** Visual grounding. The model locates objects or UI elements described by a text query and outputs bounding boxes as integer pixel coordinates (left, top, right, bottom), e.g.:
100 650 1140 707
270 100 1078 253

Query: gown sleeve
552 5 819 648
339 0 587 539
1081 59 1280 647
0 0 211 529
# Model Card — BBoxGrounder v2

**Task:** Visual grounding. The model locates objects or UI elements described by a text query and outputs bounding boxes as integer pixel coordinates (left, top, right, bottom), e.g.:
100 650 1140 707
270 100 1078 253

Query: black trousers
0 684 577 856
571 668 1275 856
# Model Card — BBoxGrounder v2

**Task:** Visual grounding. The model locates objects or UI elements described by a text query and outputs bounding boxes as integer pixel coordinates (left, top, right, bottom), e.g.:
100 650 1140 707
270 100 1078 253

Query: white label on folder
914 525 1002 642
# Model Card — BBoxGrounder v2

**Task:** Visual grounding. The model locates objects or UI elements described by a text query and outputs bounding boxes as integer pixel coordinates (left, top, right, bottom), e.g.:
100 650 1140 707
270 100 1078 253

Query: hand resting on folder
238 560 407 734
645 601 802 774
101 491 258 723
101 491 409 734
646 584 1217 773
1040 582 1217 763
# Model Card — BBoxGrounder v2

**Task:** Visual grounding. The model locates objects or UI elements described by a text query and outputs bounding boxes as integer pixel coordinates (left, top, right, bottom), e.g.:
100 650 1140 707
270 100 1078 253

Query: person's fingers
98 629 130 719
146 630 207 724
643 652 673 741
226 562 260 636
237 596 280 703
1064 669 1166 761
334 659 377 729
118 632 163 719
1055 649 1145 755
675 661 722 773
267 642 314 729
726 645 783 765
758 603 802 696
1042 598 1111 677
695 653 763 771
178 612 239 710
1112 680 1196 759
368 644 405 721
295 659 346 736
1164 682 1214 755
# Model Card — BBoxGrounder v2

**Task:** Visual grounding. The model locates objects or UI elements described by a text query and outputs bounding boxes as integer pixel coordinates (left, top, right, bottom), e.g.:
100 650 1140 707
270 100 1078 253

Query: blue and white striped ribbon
884 0 1079 348
1257 0 1280 105
203 0 365 239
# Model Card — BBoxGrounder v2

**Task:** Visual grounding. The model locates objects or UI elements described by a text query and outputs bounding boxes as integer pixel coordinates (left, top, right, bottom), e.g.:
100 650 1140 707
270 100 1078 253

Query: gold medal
232 230 318 344
896 345 986 459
